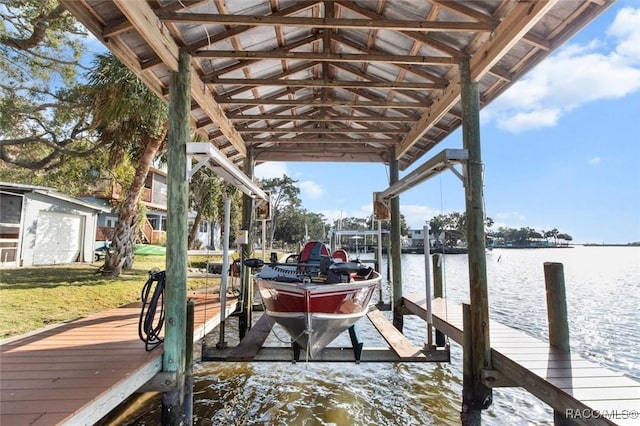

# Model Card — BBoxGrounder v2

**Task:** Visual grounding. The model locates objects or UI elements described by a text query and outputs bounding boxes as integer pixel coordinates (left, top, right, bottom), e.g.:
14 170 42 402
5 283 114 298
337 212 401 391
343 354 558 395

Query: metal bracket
186 156 209 181
446 163 466 185
375 148 469 204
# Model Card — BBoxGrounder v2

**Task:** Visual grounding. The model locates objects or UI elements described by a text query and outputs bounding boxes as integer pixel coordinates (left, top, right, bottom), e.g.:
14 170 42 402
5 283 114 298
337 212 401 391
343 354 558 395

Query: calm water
120 246 639 425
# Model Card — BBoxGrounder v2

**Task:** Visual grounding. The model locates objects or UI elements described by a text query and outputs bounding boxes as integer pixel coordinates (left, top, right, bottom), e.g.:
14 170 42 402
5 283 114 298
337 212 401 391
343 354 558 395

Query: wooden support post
432 253 446 347
423 224 433 348
544 262 570 352
163 49 191 425
239 148 255 340
217 197 231 348
389 146 403 331
544 262 572 426
460 58 492 413
376 220 384 302
183 299 195 425
461 303 481 425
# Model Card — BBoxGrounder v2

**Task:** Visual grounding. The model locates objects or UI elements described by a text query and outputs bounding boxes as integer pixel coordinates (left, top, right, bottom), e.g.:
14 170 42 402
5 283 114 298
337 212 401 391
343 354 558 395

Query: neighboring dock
0 295 237 425
404 294 640 426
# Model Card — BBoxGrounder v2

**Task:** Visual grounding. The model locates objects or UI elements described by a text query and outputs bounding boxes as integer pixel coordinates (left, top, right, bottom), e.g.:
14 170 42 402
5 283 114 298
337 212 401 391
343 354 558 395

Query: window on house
199 222 208 233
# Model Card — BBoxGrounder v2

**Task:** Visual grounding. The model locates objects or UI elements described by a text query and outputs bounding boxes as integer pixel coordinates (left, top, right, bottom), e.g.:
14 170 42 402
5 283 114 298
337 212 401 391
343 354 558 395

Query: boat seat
332 249 348 262
299 240 331 272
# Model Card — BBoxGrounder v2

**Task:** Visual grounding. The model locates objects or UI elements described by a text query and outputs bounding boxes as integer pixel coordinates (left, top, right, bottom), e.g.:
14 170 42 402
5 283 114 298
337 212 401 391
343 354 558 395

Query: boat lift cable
138 270 166 352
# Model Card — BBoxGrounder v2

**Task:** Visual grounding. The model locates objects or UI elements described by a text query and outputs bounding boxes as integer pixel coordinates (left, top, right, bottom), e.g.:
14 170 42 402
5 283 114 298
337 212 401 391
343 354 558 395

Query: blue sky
254 2 640 244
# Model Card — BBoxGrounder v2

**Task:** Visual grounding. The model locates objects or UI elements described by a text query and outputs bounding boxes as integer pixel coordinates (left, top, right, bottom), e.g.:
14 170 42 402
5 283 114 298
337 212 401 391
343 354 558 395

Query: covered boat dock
55 1 625 424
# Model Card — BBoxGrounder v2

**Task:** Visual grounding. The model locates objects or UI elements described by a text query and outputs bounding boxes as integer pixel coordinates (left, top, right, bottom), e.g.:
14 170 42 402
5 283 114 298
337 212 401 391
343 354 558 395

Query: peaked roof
0 181 112 212
61 0 613 170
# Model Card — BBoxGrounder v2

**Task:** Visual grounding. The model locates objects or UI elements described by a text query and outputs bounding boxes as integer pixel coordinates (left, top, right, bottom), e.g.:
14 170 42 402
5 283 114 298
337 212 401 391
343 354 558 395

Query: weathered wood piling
163 48 191 424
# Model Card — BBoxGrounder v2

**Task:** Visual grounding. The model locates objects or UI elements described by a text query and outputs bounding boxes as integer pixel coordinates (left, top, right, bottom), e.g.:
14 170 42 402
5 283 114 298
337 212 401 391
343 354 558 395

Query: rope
138 270 166 351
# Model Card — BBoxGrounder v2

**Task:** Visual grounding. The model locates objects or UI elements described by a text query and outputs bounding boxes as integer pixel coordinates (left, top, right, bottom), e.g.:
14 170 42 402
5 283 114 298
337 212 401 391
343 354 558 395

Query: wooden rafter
193 50 457 66
207 78 442 90
158 13 495 32
61 0 614 168
111 0 248 157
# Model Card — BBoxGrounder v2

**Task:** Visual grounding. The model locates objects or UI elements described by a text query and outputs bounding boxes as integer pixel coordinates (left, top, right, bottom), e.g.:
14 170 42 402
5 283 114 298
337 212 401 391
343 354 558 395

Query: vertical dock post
389 146 403 331
423 224 433 348
544 262 572 426
462 303 480 425
377 220 384 302
432 253 446 347
163 49 191 424
183 299 195 425
217 197 231 348
239 148 255 339
460 57 492 417
544 262 570 352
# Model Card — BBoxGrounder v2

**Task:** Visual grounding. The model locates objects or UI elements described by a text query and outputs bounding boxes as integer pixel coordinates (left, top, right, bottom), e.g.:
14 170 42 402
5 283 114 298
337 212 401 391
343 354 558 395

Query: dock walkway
404 294 640 426
1 294 237 425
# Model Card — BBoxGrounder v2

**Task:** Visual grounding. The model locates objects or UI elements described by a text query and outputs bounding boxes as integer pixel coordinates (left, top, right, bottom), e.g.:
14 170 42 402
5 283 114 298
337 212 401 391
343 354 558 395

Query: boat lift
199 148 466 364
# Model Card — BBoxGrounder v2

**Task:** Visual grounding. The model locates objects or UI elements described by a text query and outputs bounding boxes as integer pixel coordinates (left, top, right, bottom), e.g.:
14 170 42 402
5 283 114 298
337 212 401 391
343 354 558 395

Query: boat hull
256 272 380 358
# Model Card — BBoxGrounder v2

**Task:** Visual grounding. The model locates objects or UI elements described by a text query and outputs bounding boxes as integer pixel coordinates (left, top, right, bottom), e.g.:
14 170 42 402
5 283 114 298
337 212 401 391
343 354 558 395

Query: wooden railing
140 219 153 244
96 226 115 241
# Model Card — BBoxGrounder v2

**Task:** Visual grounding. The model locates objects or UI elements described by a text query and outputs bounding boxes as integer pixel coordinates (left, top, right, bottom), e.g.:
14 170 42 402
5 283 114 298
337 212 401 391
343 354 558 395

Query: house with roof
80 167 217 249
0 181 111 267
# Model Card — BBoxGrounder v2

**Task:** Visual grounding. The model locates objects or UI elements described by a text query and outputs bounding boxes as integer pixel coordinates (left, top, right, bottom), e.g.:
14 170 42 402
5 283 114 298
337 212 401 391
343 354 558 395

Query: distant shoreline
582 243 640 247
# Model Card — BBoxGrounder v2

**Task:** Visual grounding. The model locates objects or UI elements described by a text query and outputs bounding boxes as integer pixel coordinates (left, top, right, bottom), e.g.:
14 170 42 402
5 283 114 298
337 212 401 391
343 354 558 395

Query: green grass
0 254 228 339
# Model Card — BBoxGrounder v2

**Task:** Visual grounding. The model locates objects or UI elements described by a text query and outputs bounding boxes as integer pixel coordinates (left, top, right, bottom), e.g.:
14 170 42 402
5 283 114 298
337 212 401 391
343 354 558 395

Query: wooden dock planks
0 295 237 426
403 294 640 425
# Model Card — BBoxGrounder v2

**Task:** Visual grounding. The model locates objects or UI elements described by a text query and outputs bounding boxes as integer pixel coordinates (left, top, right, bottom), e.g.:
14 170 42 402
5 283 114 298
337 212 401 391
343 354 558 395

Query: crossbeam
376 148 468 202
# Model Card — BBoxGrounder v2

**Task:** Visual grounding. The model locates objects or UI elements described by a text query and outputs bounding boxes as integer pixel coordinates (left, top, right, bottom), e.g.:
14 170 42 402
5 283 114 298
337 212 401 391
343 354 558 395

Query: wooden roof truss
61 0 614 170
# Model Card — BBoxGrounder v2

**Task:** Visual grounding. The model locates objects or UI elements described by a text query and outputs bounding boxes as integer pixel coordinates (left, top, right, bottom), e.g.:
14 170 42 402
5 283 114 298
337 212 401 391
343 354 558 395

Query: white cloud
254 162 288 179
608 7 640 64
401 204 442 229
494 211 526 222
318 209 343 224
486 7 640 133
497 109 561 133
588 156 601 165
298 180 325 199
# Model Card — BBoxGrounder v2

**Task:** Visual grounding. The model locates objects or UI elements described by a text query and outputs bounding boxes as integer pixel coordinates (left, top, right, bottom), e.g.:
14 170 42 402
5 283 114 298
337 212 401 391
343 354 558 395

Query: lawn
0 253 228 339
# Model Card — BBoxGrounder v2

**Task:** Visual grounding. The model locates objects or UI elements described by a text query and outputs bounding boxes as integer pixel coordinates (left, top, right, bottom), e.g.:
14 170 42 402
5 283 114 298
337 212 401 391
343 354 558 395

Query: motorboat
250 241 381 359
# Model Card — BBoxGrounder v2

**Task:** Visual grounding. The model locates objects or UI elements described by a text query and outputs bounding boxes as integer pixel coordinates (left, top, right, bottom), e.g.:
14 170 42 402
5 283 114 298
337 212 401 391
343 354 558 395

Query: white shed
0 182 111 267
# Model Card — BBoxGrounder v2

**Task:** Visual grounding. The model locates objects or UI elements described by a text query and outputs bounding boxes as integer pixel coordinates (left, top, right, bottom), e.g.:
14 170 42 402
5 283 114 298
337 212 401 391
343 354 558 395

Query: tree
1 0 97 169
187 168 242 250
87 53 168 276
545 228 559 246
1 3 169 276
0 147 107 195
188 168 221 249
430 212 466 246
258 175 301 248
557 233 573 246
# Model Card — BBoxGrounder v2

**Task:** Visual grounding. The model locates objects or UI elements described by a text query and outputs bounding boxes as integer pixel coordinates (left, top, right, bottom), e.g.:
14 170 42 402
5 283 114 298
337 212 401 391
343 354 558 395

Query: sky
253 2 640 245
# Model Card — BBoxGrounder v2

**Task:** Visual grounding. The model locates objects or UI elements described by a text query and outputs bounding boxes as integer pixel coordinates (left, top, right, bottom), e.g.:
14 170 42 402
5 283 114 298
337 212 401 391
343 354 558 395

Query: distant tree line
488 226 573 247
427 212 572 248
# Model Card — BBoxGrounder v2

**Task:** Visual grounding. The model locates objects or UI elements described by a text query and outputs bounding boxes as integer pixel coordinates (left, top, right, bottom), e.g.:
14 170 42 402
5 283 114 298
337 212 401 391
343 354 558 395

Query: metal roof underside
61 0 614 171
